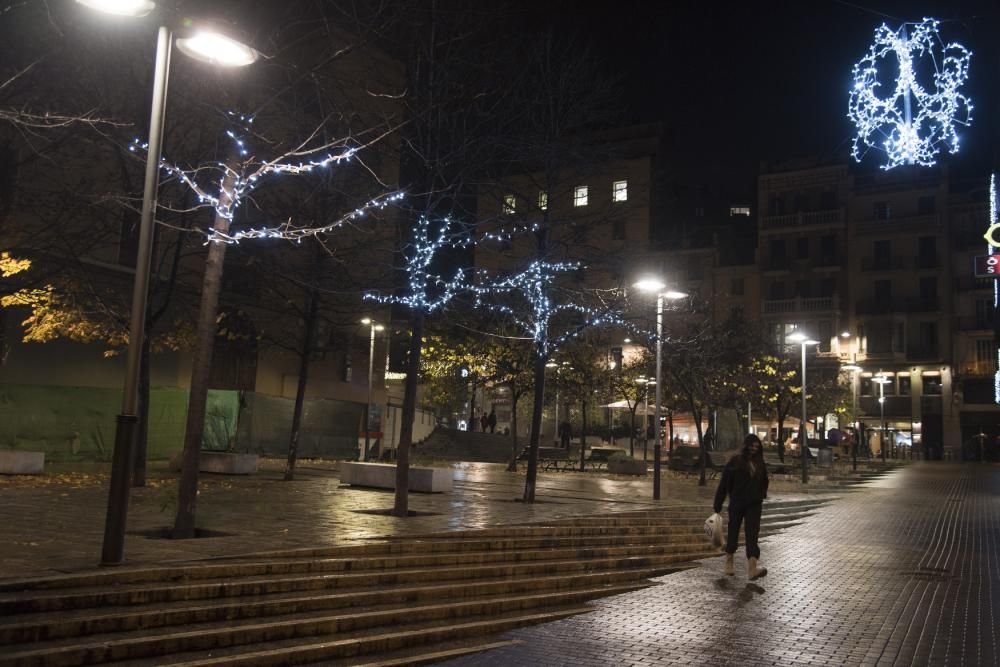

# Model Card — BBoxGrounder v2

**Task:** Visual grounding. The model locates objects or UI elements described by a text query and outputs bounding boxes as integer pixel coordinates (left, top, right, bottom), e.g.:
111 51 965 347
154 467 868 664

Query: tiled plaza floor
437 462 1000 667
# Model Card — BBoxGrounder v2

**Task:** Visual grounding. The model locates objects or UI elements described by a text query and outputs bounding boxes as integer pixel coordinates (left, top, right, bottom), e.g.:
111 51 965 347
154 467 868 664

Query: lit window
503 194 516 215
730 206 751 216
538 191 548 211
574 185 588 207
612 180 628 202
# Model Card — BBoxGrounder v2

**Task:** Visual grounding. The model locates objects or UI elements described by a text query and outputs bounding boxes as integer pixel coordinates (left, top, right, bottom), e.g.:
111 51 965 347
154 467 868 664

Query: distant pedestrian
559 420 571 449
480 412 489 433
714 433 769 579
487 409 497 434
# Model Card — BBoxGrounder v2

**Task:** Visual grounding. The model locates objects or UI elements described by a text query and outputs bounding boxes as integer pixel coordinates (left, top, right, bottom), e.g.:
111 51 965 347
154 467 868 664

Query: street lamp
634 277 687 499
842 363 862 471
873 373 892 462
361 319 385 461
81 0 259 566
786 330 819 484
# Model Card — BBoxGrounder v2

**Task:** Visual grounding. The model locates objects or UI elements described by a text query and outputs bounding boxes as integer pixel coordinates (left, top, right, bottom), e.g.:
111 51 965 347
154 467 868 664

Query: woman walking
713 434 769 579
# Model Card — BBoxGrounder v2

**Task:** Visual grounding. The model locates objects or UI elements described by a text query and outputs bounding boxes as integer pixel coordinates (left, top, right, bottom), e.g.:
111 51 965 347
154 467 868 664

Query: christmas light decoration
130 116 402 243
470 260 637 357
364 216 468 314
849 18 972 170
990 173 1000 404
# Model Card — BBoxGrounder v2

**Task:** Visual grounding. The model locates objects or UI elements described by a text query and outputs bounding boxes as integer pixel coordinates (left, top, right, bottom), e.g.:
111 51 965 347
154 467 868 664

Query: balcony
855 298 894 315
855 297 939 315
762 295 837 314
860 395 911 418
760 209 842 231
954 276 994 292
906 345 939 361
905 297 940 313
861 256 907 271
957 316 995 332
855 213 940 236
959 361 998 376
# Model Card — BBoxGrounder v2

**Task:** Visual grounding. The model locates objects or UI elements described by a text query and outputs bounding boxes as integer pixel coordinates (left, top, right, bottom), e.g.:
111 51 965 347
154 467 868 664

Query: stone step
0 588 622 667
0 550 708 615
0 543 685 600
0 553 707 642
0 568 683 643
125 606 593 667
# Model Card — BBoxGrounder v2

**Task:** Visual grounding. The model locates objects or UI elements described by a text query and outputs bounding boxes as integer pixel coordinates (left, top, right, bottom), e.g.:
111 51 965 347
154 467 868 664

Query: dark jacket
713 455 769 512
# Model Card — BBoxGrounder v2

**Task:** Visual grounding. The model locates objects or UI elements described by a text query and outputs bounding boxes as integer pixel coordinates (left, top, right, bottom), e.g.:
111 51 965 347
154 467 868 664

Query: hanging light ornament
848 18 972 170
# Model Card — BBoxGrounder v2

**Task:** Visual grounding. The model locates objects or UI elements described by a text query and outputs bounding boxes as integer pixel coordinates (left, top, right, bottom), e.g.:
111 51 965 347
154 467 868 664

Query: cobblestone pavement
0 458 826 580
437 462 1000 667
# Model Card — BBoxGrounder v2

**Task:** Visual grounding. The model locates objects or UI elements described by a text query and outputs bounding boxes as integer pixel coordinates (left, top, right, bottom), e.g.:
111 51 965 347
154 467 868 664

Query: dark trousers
726 502 762 559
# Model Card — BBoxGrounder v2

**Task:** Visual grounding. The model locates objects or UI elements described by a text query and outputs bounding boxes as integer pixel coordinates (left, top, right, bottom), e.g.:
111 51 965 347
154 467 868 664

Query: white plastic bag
704 512 724 549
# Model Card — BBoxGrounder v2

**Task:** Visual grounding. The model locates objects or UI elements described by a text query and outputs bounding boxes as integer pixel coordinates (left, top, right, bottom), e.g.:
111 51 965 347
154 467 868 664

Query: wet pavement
436 462 1000 667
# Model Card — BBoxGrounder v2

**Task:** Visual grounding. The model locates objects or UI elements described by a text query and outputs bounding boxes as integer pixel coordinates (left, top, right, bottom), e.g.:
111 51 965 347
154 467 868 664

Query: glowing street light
634 277 687 498
873 374 892 462
80 0 258 565
786 330 819 484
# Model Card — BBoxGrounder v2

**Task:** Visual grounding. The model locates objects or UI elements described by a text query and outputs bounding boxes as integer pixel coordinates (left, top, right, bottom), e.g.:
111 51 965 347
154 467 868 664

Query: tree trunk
668 409 674 456
523 350 547 502
173 160 238 539
393 310 424 517
284 289 319 481
691 404 707 487
132 336 151 487
580 400 588 472
629 409 636 457
468 377 477 431
506 387 521 472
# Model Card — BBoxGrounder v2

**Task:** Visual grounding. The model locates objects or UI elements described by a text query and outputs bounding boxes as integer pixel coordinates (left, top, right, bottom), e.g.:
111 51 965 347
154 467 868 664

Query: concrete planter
169 452 259 475
607 459 648 476
0 450 45 475
340 462 452 493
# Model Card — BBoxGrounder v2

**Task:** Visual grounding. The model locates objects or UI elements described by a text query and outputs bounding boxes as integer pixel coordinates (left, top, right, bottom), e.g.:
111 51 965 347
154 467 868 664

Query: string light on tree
470 260 639 357
130 116 400 242
364 216 468 314
848 17 972 170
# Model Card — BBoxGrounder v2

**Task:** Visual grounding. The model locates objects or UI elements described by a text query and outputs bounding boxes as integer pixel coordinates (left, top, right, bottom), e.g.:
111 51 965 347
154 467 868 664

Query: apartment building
757 159 998 458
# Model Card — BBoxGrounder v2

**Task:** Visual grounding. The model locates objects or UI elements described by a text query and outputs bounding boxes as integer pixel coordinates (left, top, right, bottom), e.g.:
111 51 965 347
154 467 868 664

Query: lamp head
76 0 155 16
176 30 258 67
361 318 372 325
786 331 819 345
633 277 666 293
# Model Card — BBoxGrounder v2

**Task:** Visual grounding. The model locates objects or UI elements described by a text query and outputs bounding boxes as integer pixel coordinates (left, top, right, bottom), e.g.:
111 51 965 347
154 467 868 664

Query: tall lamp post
842 362 862 471
361 319 385 461
874 373 891 462
79 0 258 566
786 331 819 484
634 278 687 499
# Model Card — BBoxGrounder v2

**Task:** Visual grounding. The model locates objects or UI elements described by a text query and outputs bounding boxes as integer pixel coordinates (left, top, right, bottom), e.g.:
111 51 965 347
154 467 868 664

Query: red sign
974 255 1000 278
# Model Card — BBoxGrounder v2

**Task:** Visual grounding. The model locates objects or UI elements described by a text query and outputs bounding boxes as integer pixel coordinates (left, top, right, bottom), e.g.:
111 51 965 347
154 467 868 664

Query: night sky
560 0 1000 194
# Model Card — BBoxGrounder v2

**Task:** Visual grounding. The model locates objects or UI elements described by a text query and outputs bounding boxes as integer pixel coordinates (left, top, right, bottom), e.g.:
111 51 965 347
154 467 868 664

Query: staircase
0 501 825 666
414 429 515 463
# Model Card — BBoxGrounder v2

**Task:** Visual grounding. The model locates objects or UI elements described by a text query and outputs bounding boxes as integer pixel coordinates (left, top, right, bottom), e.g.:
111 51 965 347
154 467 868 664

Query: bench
339 461 452 493
667 448 722 479
518 446 572 472
584 447 622 471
